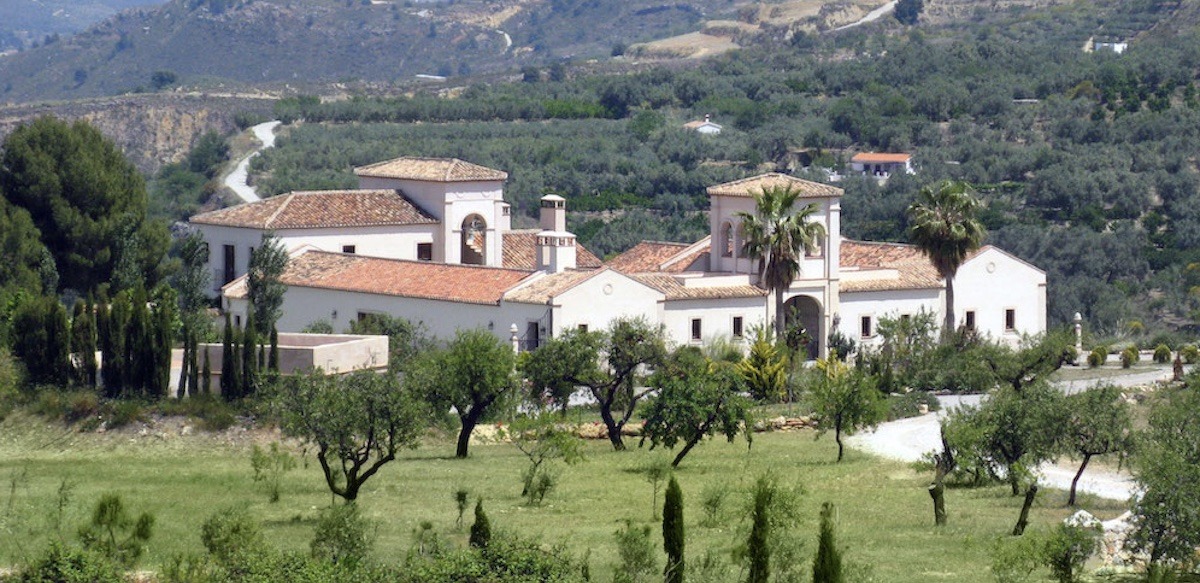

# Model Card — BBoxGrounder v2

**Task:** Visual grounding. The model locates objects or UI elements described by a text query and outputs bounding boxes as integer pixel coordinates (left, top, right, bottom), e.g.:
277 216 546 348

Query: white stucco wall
355 177 508 267
194 223 437 295
839 288 942 351
661 296 767 348
548 270 664 335
954 248 1047 344
229 286 546 345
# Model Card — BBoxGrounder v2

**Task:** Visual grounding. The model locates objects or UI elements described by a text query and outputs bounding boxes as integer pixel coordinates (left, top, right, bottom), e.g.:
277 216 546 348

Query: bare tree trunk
1012 483 1038 536
456 414 479 458
775 288 785 341
1069 454 1091 507
929 482 946 526
598 404 626 451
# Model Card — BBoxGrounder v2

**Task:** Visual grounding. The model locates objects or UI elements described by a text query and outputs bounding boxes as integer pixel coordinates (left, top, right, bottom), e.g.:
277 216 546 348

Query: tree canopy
906 180 986 335
0 116 168 294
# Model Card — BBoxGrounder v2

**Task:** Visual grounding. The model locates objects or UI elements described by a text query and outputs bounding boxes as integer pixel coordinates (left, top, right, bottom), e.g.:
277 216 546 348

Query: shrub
77 493 155 568
250 442 296 503
0 348 22 421
1181 344 1199 365
699 483 729 528
887 390 940 420
1120 346 1139 369
1042 524 1098 583
18 541 123 583
1153 344 1172 364
103 400 145 429
613 519 656 583
311 503 374 568
991 531 1045 583
1087 347 1107 368
469 499 491 549
812 502 843 583
201 507 267 566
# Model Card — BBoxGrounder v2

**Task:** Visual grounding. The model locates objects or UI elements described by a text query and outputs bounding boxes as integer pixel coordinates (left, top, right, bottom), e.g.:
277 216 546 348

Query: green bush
1120 346 1139 369
612 519 656 583
1153 344 1172 364
18 541 123 583
77 493 155 568
1087 347 1107 368
991 531 1045 583
0 347 22 421
887 391 941 420
1181 344 1199 365
311 503 374 568
201 507 268 565
699 483 729 528
103 400 146 429
1042 524 1098 583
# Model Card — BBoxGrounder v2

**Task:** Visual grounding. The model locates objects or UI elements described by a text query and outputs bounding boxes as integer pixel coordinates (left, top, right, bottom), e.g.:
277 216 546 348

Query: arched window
461 214 487 265
721 222 733 257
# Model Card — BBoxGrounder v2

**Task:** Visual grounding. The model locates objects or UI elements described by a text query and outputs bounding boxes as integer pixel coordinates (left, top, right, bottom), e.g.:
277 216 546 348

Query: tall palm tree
737 186 826 340
906 180 986 337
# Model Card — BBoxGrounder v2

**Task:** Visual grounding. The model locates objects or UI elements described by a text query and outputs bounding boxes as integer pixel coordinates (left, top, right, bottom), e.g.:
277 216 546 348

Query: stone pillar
510 323 520 354
1074 312 1083 366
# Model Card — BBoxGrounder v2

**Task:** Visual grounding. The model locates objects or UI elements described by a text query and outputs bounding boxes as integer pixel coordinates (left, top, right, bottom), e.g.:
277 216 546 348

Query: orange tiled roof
501 230 604 271
839 240 942 292
607 241 692 273
706 173 842 199
190 190 437 229
227 251 533 305
629 273 766 300
354 157 508 182
503 269 609 304
851 152 912 164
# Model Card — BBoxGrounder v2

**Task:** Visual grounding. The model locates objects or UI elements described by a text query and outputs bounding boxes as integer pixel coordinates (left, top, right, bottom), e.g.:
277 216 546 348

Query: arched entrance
783 295 822 360
461 214 487 265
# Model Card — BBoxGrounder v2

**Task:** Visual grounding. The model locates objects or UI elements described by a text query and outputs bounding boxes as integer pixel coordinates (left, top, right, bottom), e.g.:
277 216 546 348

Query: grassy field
0 410 1132 581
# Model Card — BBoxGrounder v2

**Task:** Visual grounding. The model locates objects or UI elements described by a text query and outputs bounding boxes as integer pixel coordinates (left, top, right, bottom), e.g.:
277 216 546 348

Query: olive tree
805 355 886 462
276 370 424 502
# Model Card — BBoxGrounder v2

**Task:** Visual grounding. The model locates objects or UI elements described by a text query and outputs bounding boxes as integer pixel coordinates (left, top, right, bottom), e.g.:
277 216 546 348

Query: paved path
846 366 1186 501
832 1 897 31
222 120 281 203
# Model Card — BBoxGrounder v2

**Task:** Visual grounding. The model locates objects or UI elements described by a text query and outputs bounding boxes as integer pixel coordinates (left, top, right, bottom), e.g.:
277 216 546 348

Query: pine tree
469 499 491 549
812 502 843 583
663 475 685 583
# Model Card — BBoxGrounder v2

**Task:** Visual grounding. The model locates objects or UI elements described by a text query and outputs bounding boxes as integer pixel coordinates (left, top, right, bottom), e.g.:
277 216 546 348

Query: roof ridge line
263 193 293 229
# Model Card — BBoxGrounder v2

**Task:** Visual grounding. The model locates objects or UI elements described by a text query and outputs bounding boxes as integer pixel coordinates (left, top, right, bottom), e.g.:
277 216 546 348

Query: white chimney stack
536 194 575 273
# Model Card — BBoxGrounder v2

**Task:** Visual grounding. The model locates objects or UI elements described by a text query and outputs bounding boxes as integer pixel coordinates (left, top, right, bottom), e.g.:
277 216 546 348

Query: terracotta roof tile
839 240 942 292
629 273 766 300
706 173 842 199
607 240 711 274
191 190 438 229
501 230 604 271
354 157 508 182
227 251 533 305
503 269 606 304
851 152 912 164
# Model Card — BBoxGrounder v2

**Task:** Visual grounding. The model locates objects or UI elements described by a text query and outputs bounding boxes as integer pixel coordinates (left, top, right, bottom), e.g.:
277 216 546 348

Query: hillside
0 0 165 52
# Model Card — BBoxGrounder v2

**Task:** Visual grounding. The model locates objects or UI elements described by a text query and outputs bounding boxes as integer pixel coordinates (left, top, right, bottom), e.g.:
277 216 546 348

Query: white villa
849 152 915 180
191 157 1046 357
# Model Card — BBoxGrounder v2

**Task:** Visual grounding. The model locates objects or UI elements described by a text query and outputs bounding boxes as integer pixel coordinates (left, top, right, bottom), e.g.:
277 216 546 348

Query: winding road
848 366 1185 501
832 1 898 32
222 120 281 203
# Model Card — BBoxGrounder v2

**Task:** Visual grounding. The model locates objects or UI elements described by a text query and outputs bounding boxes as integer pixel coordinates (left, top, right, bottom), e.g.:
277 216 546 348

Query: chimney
704 114 711 123
537 194 575 273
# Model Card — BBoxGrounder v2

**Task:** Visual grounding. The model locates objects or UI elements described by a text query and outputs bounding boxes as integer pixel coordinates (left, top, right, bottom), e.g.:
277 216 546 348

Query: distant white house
849 152 915 181
196 157 1046 356
683 115 722 135
1093 40 1128 54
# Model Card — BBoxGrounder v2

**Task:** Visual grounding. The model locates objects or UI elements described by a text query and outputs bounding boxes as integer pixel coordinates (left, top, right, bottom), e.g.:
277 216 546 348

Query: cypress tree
812 502 843 583
201 347 212 396
151 286 176 399
469 499 491 549
106 292 131 397
747 476 772 583
70 299 95 386
126 287 150 395
663 475 685 583
83 297 98 387
268 326 279 373
46 299 71 387
241 310 257 397
187 336 199 398
220 312 236 399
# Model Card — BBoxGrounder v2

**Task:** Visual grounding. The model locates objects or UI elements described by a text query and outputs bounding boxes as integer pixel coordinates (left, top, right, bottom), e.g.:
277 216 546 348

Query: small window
222 244 236 284
965 311 976 330
234 315 242 328
721 222 734 257
1005 309 1016 331
860 315 873 339
342 245 356 254
417 243 433 261
732 316 744 339
900 314 912 325
578 324 589 333
805 240 823 258
691 318 702 341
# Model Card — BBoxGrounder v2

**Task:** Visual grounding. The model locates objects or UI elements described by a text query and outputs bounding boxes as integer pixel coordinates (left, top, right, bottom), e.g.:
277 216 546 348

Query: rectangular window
732 316 744 339
222 244 236 284
860 315 873 339
417 243 433 261
1005 309 1016 331
691 318 702 341
234 315 242 328
526 322 540 351
900 314 911 325
578 324 588 333
965 311 976 330
342 245 356 254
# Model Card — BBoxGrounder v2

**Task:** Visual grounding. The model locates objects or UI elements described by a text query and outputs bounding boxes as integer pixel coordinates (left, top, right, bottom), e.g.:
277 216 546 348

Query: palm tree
906 180 986 337
737 186 826 340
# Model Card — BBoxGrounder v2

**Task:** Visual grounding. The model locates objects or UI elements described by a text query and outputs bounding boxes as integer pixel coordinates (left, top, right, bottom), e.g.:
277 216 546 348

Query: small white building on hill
194 156 1046 357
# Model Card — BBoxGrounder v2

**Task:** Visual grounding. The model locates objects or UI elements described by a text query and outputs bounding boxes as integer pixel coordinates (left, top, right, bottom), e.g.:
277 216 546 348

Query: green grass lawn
0 411 1133 582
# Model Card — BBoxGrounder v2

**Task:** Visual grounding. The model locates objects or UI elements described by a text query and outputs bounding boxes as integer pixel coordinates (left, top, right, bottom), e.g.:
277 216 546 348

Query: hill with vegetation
0 0 165 53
